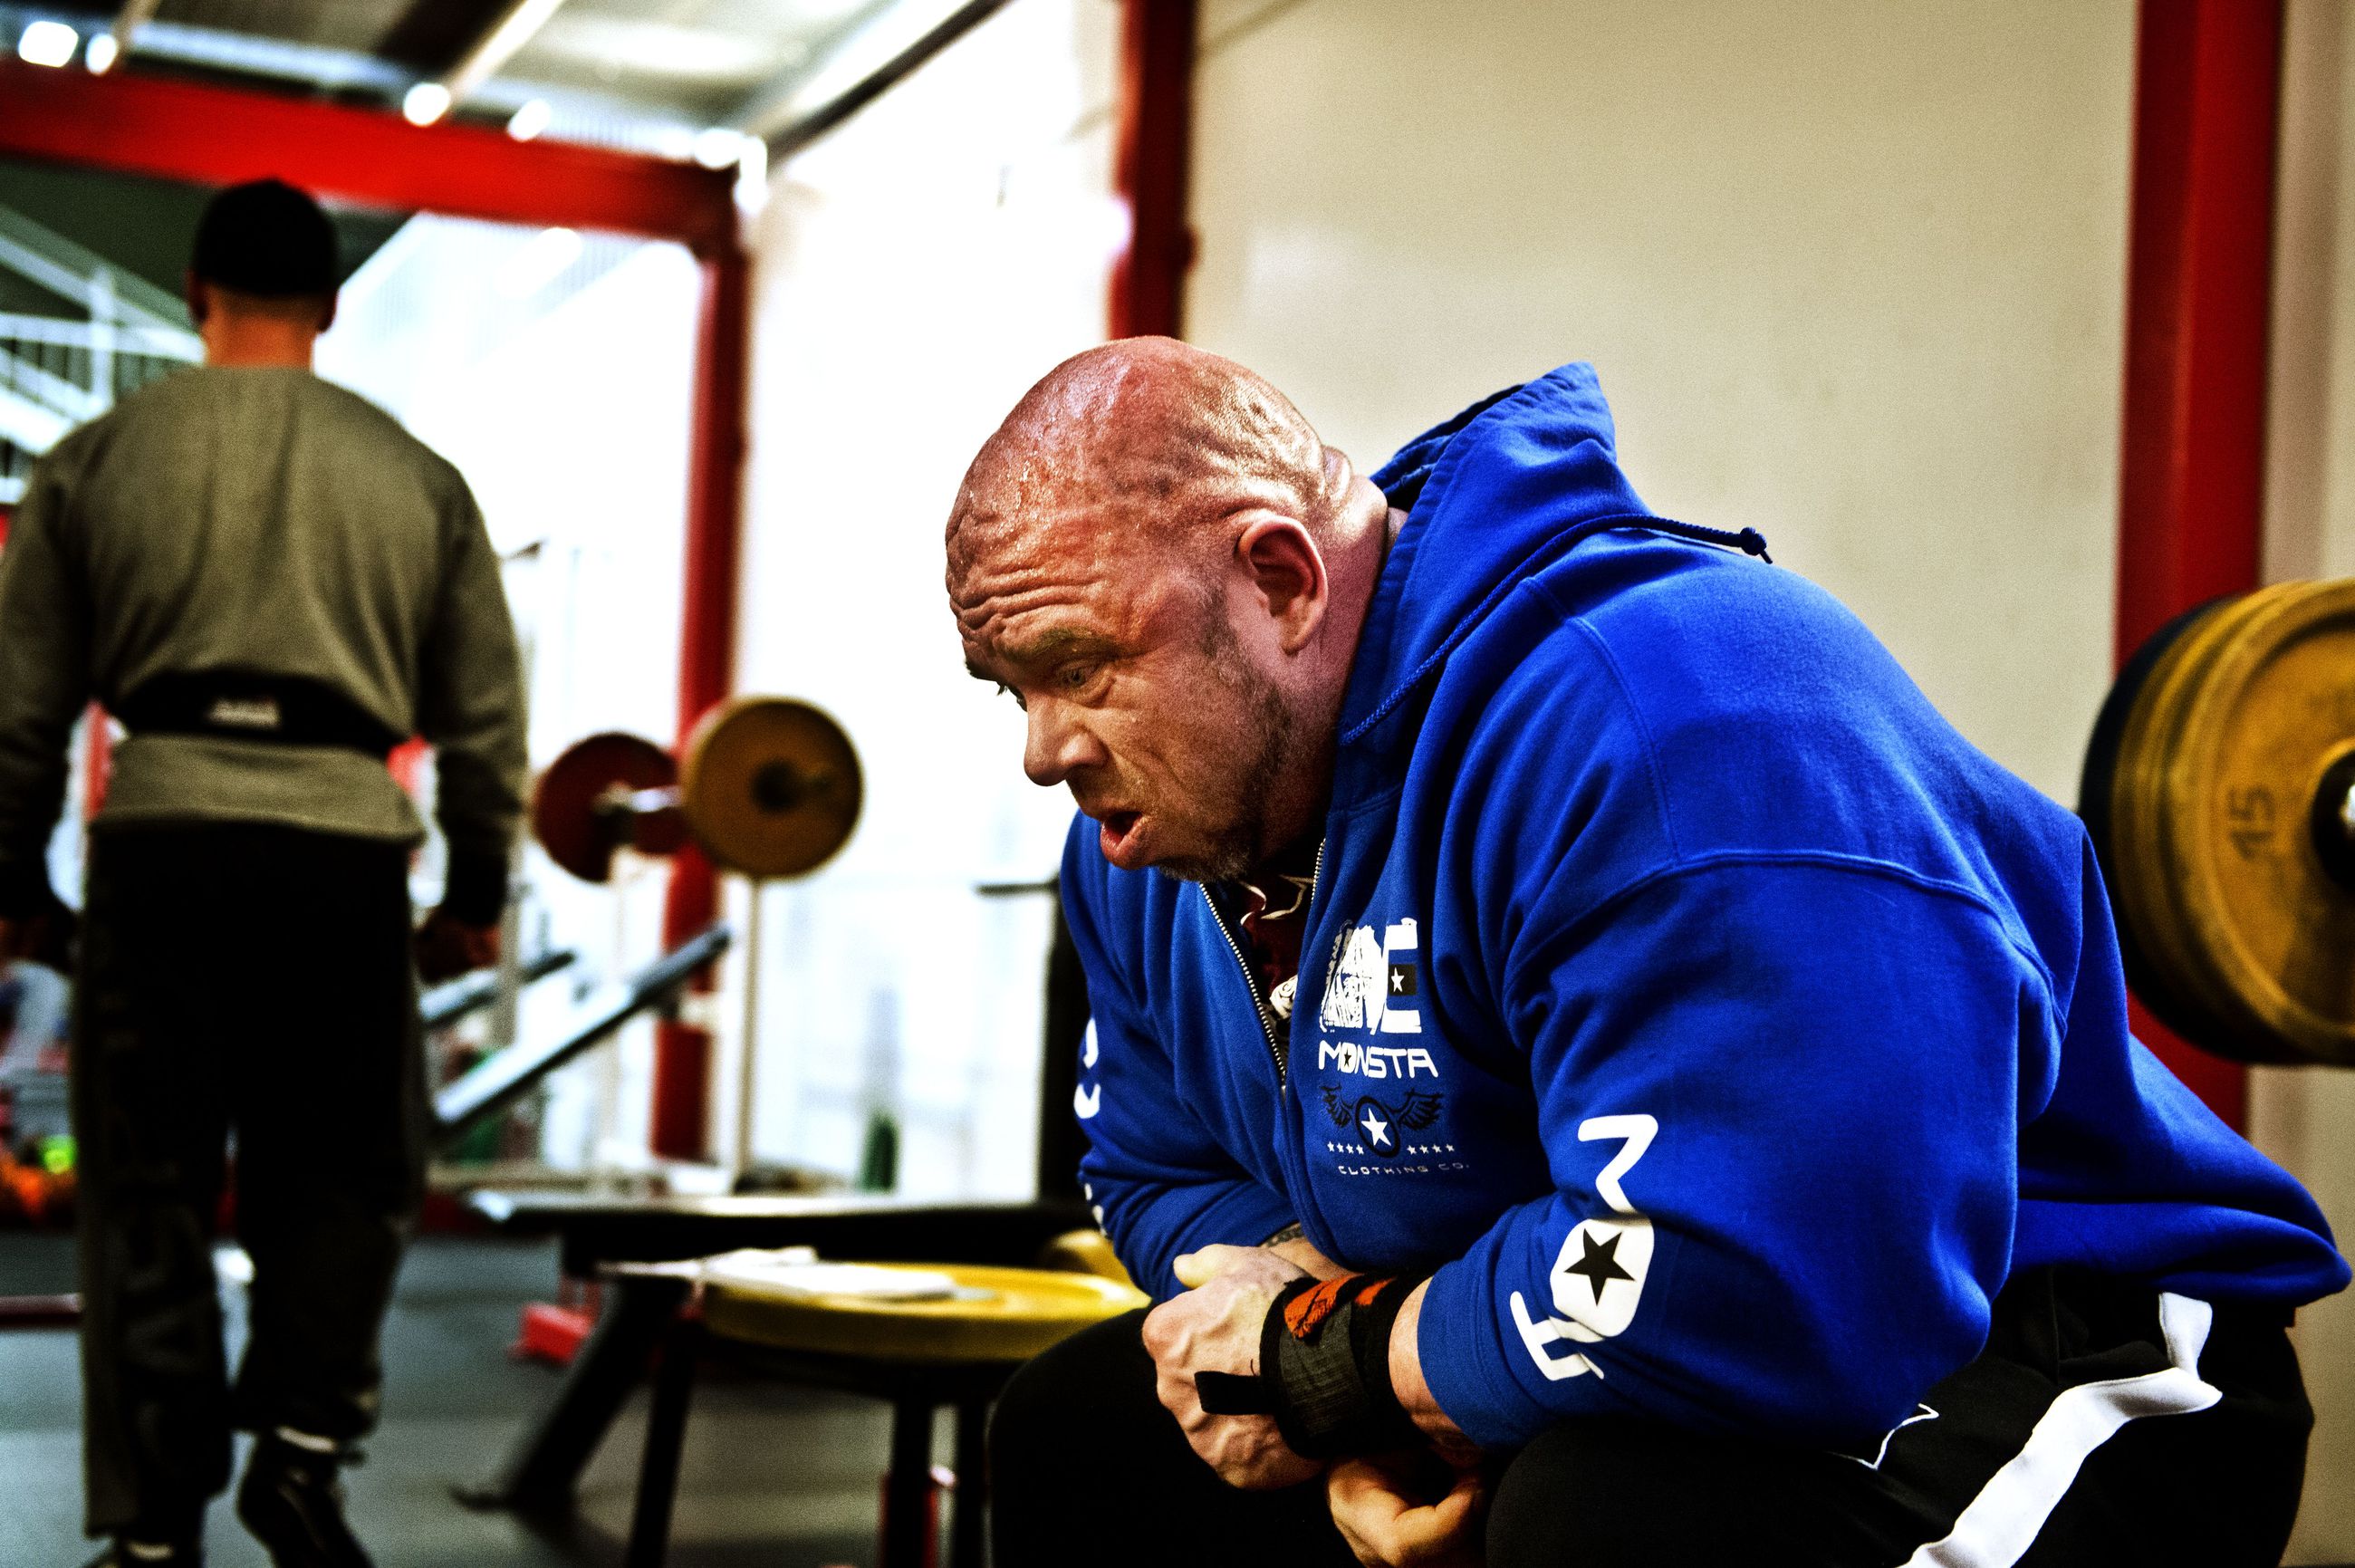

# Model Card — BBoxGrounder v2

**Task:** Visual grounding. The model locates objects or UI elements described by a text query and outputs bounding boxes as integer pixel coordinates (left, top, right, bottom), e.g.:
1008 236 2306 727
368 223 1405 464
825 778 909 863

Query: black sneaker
235 1435 372 1568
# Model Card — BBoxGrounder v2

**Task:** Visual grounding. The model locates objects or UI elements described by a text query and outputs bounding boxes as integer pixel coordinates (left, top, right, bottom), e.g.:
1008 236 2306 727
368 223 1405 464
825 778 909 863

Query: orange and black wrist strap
1195 1273 1426 1457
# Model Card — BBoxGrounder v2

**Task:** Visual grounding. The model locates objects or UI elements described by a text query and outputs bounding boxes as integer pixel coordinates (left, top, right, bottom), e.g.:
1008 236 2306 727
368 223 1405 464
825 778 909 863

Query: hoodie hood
1341 364 1654 751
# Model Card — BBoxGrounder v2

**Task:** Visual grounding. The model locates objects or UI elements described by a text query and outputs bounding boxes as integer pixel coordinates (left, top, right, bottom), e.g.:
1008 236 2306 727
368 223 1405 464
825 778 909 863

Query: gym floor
0 1233 931 1567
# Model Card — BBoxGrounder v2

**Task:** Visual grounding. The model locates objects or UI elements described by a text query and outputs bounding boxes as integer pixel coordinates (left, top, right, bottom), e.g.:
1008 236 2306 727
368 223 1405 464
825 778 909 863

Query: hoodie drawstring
1340 515 1773 746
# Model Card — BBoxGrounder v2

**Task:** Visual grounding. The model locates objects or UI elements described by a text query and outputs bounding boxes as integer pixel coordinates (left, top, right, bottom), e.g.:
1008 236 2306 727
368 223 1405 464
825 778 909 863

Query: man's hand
1328 1454 1485 1568
1142 1243 1319 1489
414 906 500 983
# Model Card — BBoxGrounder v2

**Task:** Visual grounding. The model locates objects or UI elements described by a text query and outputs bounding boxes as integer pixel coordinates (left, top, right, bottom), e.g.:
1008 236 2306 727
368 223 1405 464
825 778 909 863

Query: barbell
532 696 862 884
2080 578 2355 1066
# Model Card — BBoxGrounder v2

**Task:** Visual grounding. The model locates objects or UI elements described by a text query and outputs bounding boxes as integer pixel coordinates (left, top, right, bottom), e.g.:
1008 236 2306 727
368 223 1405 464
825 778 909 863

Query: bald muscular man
948 341 2347 1567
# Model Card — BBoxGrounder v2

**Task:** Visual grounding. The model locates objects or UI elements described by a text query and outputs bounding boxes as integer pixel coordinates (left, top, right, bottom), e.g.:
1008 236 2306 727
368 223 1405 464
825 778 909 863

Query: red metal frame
1107 0 1197 340
2113 0 2285 1129
0 61 736 249
650 250 751 1159
0 63 751 1154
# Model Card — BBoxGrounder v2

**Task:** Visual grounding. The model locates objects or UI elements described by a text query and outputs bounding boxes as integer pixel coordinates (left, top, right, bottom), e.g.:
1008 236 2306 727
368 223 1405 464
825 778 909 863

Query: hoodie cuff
0 857 56 920
440 848 509 928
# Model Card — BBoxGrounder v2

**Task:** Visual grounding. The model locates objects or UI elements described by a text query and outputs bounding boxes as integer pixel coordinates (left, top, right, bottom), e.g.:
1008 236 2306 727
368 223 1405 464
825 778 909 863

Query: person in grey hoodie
0 179 526 1568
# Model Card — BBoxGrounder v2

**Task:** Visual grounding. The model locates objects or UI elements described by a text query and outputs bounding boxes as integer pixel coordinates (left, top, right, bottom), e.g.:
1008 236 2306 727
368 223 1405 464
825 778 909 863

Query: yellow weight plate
702 1263 1148 1364
2110 591 2282 1058
679 697 862 880
2111 580 2355 1064
2170 581 2355 1063
2081 599 2231 1050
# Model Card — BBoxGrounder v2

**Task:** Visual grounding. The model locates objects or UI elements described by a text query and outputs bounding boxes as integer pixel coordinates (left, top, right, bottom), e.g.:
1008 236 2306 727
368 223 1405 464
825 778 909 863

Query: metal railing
0 205 203 505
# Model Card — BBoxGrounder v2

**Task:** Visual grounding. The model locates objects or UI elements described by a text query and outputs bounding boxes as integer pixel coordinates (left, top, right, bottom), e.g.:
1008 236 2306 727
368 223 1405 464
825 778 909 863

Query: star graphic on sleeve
1562 1229 1635 1303
1360 1108 1391 1148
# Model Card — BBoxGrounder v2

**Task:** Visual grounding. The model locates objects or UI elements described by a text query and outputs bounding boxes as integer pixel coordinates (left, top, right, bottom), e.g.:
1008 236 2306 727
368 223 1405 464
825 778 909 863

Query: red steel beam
649 247 752 1160
1107 0 1197 340
0 61 736 251
2113 0 2285 1129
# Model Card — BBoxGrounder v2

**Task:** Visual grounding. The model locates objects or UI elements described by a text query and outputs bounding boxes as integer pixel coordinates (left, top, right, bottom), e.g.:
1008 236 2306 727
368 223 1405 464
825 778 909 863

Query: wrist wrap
1197 1274 1424 1458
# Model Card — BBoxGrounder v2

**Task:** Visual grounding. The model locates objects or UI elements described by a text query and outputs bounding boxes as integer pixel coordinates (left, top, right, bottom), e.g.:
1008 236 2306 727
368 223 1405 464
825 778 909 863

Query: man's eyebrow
976 629 1121 676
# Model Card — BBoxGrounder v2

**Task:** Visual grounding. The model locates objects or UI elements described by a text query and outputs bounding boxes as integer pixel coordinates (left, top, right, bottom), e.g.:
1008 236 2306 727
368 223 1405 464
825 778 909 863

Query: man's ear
1235 515 1328 653
317 290 338 335
183 272 209 329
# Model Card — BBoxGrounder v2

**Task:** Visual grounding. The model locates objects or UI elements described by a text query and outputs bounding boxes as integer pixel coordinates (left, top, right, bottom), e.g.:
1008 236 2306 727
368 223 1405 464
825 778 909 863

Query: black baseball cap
189 178 339 298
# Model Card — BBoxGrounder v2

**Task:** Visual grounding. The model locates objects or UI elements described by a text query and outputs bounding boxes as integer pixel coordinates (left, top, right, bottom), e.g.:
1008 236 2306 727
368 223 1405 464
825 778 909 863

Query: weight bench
452 880 1099 1516
432 924 731 1141
621 1255 1140 1568
453 1191 1091 1512
418 946 576 1034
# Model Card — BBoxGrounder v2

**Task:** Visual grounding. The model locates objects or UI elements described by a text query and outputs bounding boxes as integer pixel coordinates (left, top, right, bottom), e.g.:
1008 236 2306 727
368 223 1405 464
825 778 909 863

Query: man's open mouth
1097 809 1146 863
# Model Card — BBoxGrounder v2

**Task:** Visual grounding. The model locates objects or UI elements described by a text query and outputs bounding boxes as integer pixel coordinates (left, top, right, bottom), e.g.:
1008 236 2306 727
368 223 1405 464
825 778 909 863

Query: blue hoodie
1061 363 2348 1452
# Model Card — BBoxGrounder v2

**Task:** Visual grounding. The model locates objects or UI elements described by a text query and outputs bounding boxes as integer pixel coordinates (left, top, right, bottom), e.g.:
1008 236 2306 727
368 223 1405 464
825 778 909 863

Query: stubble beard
1155 620 1297 886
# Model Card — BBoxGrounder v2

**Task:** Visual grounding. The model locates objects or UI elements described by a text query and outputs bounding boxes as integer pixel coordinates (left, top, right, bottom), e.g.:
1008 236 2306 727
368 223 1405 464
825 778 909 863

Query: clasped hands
1141 1243 1485 1568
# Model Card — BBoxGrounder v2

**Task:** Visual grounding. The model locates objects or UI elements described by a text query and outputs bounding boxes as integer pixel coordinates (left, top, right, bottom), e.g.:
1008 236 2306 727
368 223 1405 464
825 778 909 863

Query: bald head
946 337 1350 589
947 339 1393 880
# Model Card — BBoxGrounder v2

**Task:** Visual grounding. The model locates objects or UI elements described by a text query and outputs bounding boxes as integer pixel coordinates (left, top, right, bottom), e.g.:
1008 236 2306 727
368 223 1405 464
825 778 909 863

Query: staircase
0 204 202 504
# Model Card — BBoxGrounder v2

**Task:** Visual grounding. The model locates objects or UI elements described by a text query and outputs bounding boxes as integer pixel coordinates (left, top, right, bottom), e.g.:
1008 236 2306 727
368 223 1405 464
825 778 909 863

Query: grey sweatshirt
0 366 526 922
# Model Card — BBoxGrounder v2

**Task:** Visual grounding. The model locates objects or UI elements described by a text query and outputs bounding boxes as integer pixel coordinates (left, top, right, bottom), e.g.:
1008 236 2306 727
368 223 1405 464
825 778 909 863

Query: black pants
72 824 425 1538
989 1268 2312 1567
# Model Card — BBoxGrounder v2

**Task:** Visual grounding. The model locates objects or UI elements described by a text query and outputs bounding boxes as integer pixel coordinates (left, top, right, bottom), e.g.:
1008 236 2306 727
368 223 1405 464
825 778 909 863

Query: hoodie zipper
1200 836 1325 1091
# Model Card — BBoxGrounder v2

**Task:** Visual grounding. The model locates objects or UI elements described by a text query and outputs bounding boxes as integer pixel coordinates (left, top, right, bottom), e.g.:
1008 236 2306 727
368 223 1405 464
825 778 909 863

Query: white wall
732 0 1120 1198
1190 0 2135 807
2254 4 2355 1559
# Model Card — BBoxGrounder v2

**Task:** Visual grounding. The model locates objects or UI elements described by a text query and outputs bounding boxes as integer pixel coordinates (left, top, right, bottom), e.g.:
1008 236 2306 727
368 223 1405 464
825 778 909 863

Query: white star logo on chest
1360 1108 1391 1147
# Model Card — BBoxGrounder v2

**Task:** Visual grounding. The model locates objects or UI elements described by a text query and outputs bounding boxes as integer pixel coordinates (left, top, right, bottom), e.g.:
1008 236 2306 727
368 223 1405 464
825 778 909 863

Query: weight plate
679 697 862 880
2081 597 2237 1053
2108 580 2355 1064
701 1262 1147 1364
2109 592 2283 1059
532 731 678 884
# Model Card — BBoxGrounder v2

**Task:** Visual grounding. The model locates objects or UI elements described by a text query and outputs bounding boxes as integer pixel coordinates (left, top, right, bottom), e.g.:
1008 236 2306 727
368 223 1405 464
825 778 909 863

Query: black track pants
72 824 425 1539
988 1267 2312 1567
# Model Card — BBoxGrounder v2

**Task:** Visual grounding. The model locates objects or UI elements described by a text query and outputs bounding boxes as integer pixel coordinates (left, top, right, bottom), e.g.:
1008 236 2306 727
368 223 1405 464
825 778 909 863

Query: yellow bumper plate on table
703 1257 962 1302
701 1261 1149 1364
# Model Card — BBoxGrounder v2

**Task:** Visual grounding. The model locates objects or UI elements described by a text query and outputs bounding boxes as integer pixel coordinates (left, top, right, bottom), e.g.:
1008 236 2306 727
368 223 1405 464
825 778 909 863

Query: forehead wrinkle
950 494 1192 638
951 545 1129 642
